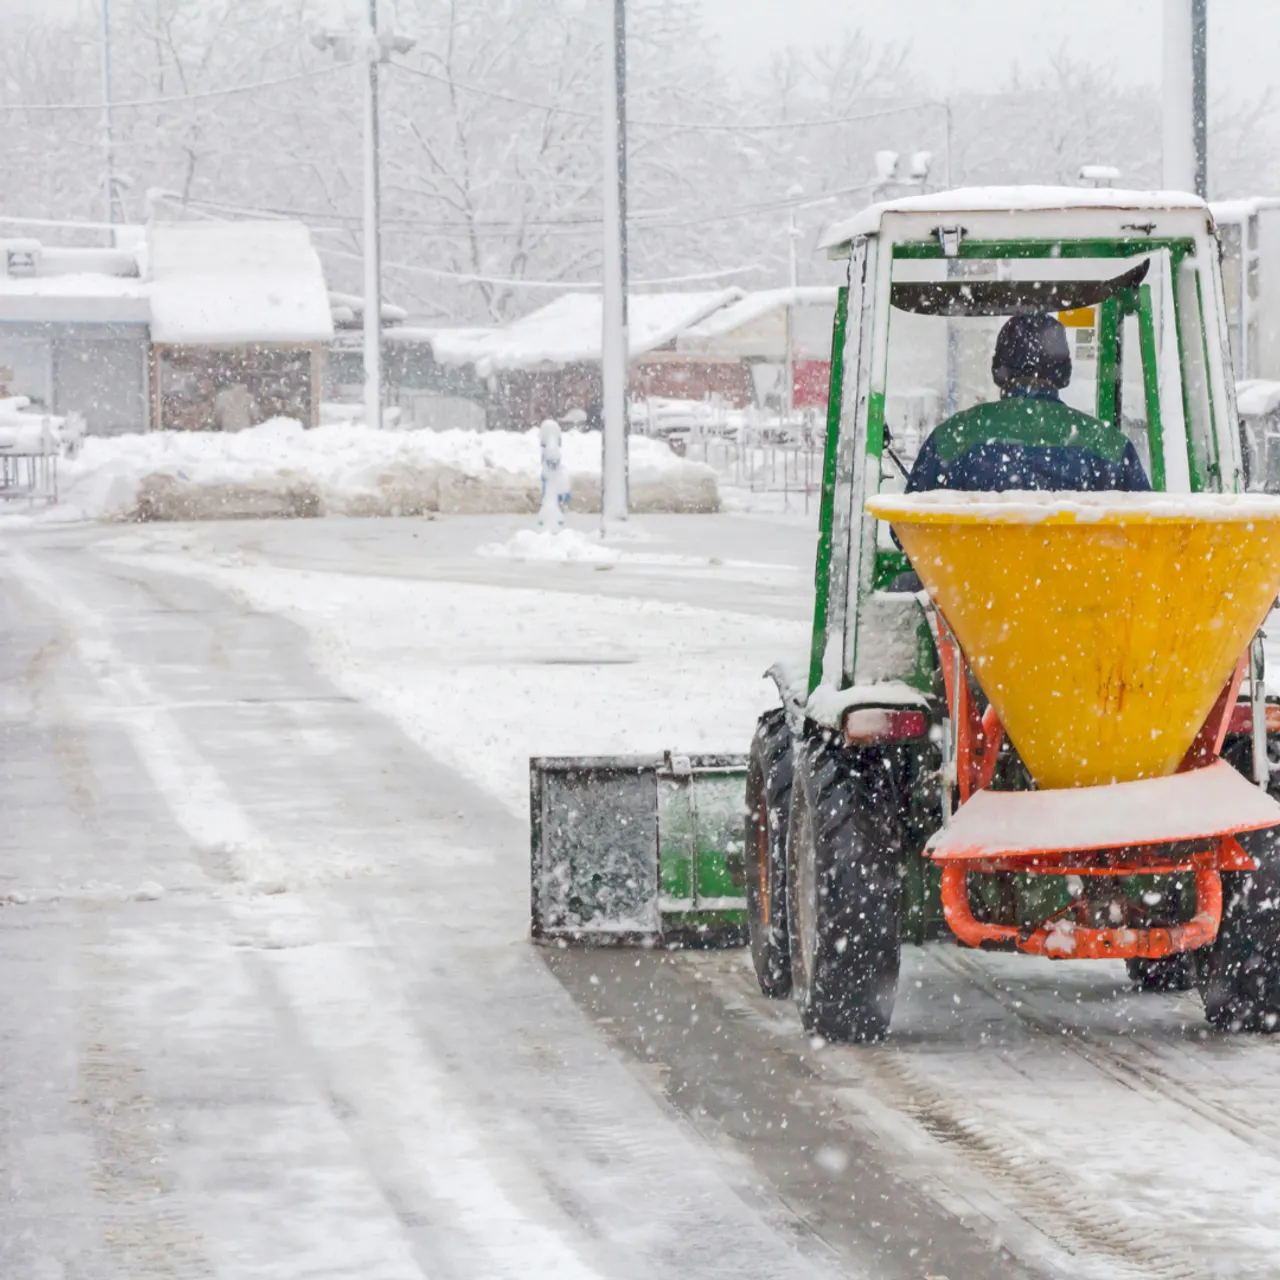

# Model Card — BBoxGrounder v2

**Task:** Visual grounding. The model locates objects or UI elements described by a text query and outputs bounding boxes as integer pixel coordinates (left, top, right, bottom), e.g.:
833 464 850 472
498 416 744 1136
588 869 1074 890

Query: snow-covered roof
821 186 1213 249
0 271 150 324
681 287 839 340
1236 379 1280 418
387 325 499 364
147 221 334 345
434 290 744 373
0 236 146 323
677 286 839 360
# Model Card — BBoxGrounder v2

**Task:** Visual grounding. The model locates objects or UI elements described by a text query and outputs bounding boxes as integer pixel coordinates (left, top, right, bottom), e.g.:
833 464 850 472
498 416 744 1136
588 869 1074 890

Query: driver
905 312 1150 493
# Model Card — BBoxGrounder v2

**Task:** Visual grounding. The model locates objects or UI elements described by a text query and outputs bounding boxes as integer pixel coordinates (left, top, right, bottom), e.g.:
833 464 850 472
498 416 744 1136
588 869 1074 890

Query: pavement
5 511 1279 1280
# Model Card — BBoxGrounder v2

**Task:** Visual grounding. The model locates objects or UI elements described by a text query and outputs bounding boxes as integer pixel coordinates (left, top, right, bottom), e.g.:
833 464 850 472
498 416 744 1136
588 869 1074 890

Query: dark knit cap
992 313 1072 390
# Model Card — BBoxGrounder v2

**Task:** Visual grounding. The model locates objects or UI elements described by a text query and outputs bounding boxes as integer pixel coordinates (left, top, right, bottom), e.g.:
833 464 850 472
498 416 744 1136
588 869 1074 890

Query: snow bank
56 419 720 522
476 529 620 563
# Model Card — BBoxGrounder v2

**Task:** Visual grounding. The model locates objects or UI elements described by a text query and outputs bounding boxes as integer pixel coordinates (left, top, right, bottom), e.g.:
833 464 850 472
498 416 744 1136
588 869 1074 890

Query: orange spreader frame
934 624 1255 962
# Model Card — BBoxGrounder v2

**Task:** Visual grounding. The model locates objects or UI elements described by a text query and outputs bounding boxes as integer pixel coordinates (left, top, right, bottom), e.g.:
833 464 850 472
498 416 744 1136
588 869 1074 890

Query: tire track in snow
935 948 1280 1163
681 950 1212 1280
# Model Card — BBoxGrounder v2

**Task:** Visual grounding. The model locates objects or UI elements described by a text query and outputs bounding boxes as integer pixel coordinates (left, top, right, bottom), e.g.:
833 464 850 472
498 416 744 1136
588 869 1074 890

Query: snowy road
4 512 1280 1278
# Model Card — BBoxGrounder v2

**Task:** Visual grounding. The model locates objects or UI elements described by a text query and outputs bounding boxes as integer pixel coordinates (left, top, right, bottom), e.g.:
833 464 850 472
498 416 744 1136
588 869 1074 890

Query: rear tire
1127 954 1197 992
1200 826 1280 1031
745 710 793 997
785 733 906 1043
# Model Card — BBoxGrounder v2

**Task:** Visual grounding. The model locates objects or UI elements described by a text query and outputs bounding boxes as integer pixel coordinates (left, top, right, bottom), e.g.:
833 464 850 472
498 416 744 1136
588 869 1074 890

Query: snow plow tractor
531 187 1280 1041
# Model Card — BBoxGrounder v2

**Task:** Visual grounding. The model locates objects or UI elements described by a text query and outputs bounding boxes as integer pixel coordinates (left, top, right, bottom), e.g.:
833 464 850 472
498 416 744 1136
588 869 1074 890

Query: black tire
785 732 907 1043
1199 825 1280 1031
745 709 794 997
1127 954 1197 992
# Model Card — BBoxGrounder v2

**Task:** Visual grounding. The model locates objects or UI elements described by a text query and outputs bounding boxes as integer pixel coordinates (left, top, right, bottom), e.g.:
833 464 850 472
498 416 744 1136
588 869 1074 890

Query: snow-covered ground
47 420 720 522
8 507 1280 1279
102 520 801 811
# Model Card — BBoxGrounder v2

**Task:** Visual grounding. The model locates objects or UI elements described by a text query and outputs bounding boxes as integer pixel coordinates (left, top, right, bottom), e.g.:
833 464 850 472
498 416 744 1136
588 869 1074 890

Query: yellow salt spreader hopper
868 491 1280 980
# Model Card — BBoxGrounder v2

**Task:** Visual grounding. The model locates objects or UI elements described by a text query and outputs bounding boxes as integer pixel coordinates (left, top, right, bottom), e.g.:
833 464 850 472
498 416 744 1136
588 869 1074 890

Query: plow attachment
530 753 748 946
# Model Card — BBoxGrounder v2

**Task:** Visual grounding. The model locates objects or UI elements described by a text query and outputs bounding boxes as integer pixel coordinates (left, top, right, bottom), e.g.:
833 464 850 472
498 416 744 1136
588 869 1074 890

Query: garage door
53 336 148 435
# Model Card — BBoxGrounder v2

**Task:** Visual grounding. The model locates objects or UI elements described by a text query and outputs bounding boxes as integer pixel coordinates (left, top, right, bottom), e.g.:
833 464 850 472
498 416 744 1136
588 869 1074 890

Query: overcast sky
695 0 1280 101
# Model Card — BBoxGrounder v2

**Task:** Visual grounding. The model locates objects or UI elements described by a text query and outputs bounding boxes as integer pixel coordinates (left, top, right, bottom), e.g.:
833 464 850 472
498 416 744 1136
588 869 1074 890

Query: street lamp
312 6 414 431
601 0 629 526
785 183 803 420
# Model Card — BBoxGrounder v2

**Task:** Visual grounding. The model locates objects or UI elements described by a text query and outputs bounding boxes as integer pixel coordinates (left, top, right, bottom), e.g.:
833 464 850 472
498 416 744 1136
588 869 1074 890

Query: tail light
843 707 928 745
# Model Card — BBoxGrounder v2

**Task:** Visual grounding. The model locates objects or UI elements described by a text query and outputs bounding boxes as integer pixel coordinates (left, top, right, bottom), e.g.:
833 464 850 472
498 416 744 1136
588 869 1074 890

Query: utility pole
1192 0 1208 199
100 0 116 242
785 185 803 421
313 10 413 432
601 0 629 525
362 0 384 431
1163 0 1207 196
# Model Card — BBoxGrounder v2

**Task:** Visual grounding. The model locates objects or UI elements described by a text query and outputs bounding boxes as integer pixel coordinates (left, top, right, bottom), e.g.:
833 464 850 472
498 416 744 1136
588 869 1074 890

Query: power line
159 184 869 238
166 192 600 233
0 212 125 232
0 63 347 113
318 243 762 290
390 62 945 134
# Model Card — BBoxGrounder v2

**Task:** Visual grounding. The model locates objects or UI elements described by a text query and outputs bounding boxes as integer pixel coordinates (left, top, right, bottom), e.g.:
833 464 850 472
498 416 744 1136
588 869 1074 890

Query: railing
0 452 58 505
631 399 826 513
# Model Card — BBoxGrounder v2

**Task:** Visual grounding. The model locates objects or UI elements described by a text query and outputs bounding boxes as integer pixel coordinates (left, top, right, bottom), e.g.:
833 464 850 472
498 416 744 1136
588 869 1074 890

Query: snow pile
477 529 620 563
56 419 720 522
0 396 84 457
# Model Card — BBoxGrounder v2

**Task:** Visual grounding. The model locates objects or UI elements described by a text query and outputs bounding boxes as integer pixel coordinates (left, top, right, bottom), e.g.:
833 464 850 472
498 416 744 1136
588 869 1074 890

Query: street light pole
1192 0 1208 199
100 0 116 241
312 17 412 431
601 0 629 526
1163 0 1197 193
785 192 801 421
362 0 384 431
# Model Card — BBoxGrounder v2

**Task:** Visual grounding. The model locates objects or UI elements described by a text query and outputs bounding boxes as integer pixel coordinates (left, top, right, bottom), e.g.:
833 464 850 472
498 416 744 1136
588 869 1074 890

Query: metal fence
677 428 825 513
0 452 57 505
631 401 826 513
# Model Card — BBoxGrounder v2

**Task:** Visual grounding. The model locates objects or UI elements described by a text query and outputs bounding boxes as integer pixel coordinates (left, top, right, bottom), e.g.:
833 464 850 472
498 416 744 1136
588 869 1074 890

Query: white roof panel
147 220 334 345
820 186 1213 249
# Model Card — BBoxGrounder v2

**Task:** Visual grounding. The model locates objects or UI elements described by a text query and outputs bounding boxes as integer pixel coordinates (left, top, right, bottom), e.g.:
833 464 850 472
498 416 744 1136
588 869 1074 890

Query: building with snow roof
423 290 760 430
677 287 839 409
147 221 333 431
0 237 151 435
0 220 333 435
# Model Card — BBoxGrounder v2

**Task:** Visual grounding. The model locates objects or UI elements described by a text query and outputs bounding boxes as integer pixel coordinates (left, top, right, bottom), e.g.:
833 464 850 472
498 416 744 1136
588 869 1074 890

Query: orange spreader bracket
932 635 1259 961
937 621 1004 804
938 842 1252 961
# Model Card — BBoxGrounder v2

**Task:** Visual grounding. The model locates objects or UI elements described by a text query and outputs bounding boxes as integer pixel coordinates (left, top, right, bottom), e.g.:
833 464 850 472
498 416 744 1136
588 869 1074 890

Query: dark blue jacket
905 394 1151 494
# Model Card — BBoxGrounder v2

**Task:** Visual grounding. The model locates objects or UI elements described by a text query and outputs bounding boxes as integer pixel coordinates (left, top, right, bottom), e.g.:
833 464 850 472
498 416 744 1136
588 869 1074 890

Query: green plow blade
529 753 748 946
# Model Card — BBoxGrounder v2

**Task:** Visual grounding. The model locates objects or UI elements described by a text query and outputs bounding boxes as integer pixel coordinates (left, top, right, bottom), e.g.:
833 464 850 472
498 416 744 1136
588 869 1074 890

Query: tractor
532 188 1280 1042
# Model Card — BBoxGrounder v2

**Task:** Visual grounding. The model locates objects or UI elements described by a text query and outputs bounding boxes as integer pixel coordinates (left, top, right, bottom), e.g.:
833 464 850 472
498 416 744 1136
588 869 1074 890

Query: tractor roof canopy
821 186 1214 255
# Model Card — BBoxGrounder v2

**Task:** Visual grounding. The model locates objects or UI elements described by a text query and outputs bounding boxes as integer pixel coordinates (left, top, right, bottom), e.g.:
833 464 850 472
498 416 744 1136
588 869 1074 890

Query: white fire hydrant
538 418 571 529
